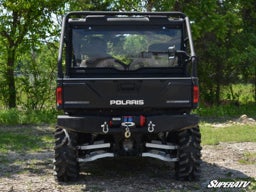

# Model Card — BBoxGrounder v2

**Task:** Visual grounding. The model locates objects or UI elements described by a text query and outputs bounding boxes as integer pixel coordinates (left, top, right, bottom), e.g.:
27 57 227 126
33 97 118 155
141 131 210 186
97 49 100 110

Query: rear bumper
57 114 199 133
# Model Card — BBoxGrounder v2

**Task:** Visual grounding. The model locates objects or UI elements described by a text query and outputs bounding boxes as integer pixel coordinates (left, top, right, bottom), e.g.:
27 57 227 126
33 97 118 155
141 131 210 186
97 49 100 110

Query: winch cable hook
121 122 135 139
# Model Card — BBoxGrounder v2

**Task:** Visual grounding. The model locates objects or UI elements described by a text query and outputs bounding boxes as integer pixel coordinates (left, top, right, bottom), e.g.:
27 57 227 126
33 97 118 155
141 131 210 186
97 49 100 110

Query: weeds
195 103 256 118
0 108 58 125
239 152 256 165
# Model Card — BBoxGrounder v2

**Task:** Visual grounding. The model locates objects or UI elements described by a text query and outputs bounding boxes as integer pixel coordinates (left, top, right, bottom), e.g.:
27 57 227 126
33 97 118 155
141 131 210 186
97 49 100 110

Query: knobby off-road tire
175 126 201 181
54 127 79 182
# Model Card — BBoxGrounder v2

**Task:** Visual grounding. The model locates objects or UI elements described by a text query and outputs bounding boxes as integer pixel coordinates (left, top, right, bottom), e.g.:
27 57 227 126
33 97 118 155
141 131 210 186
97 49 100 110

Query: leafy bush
16 44 57 111
0 109 20 125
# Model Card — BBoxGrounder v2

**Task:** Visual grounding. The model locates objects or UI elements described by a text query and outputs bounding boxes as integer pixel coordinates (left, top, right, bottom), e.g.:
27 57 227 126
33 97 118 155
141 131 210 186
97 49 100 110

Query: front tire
175 126 201 181
54 127 79 182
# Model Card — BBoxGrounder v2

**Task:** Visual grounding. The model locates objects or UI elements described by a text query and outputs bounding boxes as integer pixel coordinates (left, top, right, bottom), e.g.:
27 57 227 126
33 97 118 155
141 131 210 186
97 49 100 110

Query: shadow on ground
62 157 254 192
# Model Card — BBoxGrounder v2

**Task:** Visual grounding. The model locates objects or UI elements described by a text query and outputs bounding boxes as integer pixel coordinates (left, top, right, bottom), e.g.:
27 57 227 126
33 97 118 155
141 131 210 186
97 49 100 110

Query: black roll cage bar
57 11 197 78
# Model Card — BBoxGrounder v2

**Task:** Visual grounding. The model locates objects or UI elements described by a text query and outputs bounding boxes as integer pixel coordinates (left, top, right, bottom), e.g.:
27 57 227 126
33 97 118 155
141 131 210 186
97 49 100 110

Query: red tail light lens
193 86 199 104
140 115 146 127
56 87 63 106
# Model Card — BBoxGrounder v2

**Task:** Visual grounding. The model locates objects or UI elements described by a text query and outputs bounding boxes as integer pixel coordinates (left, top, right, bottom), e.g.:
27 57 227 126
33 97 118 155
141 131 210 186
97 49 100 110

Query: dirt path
0 141 255 192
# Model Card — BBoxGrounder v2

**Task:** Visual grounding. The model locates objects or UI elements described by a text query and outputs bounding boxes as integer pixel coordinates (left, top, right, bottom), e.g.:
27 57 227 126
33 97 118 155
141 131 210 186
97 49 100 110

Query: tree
68 0 112 11
169 0 245 104
16 43 58 110
112 0 176 11
238 0 256 102
0 0 66 108
1 0 254 109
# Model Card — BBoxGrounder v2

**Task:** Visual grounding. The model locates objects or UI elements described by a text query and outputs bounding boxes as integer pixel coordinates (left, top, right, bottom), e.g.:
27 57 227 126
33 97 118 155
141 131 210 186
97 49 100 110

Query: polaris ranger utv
55 11 201 182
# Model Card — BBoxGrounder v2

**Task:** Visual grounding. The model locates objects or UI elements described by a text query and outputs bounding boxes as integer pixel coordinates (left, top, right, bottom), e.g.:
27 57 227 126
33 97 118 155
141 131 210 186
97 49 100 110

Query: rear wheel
175 126 201 181
54 127 79 182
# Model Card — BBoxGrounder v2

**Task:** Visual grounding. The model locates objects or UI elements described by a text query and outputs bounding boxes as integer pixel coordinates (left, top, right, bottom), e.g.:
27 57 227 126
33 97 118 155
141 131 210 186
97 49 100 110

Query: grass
200 123 256 145
195 83 256 118
195 103 256 118
239 152 256 165
0 108 58 125
0 126 53 154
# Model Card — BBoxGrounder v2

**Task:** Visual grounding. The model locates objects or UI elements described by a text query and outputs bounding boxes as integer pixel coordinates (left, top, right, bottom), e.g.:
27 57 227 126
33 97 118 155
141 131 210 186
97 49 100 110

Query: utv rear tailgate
58 77 198 109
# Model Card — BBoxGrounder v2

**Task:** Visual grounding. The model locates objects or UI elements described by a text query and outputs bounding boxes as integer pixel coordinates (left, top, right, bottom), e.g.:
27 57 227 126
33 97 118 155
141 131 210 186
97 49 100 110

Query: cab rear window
71 26 182 71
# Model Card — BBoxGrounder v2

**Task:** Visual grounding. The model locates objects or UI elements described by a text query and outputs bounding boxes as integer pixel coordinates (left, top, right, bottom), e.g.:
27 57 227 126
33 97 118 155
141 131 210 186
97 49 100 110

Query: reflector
193 86 199 103
56 87 63 105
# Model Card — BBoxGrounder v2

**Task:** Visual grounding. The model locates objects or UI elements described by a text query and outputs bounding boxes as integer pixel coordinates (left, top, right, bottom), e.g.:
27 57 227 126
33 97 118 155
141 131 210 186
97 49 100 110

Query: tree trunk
215 61 221 105
146 0 154 11
7 49 16 108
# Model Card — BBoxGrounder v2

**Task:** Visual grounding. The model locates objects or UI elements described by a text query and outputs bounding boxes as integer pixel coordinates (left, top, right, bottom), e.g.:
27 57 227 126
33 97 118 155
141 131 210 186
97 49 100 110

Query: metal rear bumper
57 114 199 133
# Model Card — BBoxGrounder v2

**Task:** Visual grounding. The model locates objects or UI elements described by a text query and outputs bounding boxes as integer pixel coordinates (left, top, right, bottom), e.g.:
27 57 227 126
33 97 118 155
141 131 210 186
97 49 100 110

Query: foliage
221 84 255 103
161 0 256 104
0 108 57 125
195 83 256 118
16 43 57 110
68 0 112 11
0 0 66 108
112 0 176 12
196 104 256 118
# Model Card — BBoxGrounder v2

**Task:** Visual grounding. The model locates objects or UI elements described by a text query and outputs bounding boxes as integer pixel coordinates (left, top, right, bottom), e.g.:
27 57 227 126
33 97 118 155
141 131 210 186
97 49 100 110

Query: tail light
56 87 63 106
139 115 146 127
193 85 199 104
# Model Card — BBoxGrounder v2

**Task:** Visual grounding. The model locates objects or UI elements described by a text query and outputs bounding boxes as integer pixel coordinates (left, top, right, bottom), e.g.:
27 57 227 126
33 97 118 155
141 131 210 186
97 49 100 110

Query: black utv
55 11 201 182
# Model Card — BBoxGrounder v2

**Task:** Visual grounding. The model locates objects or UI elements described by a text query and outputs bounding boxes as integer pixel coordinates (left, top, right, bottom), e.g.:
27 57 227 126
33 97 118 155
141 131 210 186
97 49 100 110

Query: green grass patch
195 103 256 118
0 126 53 153
200 123 256 145
239 152 256 165
0 132 40 152
0 108 58 125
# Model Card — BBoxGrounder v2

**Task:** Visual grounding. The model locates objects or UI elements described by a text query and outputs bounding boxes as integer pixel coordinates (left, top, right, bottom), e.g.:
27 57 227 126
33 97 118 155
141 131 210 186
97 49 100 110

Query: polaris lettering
110 100 144 105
